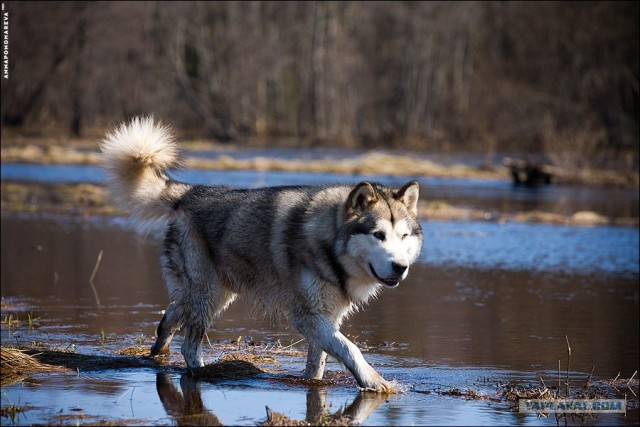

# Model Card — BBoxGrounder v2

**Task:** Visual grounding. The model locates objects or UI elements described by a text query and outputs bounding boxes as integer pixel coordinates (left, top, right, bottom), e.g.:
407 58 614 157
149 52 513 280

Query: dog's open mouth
369 263 400 288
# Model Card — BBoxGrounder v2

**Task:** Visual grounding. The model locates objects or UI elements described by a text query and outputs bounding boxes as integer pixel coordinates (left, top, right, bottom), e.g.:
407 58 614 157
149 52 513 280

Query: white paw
358 370 394 393
357 369 406 394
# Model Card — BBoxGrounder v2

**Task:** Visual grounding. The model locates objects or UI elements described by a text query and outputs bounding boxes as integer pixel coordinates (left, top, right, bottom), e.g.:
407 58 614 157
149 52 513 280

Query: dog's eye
401 233 409 240
373 231 386 241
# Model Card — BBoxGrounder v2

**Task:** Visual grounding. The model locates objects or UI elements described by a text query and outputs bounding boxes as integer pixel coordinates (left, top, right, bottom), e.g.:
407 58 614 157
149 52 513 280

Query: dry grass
260 405 355 426
219 351 279 365
261 407 310 426
213 335 307 358
187 152 504 181
1 144 100 165
116 346 151 357
2 136 637 188
428 338 639 419
495 338 639 417
0 143 502 181
5 138 639 190
1 344 282 385
0 182 117 216
3 181 636 227
2 346 158 379
497 382 555 403
422 200 637 227
1 347 70 386
438 387 502 402
496 375 639 419
545 165 639 189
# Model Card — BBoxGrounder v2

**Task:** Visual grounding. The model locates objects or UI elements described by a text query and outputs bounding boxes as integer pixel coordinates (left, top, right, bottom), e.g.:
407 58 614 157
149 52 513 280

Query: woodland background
1 1 638 172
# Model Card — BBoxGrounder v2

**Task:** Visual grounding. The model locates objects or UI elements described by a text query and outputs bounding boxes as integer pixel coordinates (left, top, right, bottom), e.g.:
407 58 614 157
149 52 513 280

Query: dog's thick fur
100 116 423 392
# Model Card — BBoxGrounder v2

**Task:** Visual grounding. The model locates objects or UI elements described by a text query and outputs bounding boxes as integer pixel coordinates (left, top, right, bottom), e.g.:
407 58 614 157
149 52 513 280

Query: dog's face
343 181 423 289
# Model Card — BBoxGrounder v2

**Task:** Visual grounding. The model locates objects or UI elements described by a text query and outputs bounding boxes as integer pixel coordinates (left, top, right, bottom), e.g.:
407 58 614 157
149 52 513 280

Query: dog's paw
360 379 404 394
358 372 404 394
185 357 205 369
149 343 170 356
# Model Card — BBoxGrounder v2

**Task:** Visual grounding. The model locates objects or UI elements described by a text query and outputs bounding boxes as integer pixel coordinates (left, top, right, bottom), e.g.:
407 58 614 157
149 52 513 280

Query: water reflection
156 373 222 426
155 372 387 425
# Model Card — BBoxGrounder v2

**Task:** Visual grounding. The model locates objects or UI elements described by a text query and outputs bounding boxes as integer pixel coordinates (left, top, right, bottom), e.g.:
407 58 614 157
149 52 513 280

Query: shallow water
1 212 638 425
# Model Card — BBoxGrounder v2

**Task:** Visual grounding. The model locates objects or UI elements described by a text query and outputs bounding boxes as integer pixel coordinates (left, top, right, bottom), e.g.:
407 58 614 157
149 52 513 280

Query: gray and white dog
100 116 423 392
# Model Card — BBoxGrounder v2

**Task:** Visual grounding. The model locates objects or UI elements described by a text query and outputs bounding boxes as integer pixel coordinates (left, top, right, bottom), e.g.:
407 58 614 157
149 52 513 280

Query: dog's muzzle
369 263 403 288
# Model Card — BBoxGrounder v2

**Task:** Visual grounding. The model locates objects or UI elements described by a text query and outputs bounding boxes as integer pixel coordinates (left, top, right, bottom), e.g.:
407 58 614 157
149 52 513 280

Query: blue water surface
421 220 638 277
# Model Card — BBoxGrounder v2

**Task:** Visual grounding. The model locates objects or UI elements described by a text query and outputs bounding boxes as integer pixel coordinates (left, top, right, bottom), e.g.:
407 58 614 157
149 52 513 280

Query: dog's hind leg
160 221 238 368
176 282 214 368
304 340 328 380
150 301 182 356
181 283 237 369
181 321 207 368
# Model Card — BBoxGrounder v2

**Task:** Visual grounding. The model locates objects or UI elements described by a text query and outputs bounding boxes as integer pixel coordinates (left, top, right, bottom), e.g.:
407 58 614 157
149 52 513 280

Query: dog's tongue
382 278 400 288
369 263 401 288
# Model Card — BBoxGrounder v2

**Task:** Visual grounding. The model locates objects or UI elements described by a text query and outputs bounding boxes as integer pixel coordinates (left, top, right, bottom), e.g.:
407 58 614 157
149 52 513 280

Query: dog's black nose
391 262 408 275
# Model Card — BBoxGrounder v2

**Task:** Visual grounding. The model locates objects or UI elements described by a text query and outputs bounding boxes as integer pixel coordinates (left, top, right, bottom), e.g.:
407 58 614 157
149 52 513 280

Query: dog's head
342 181 423 290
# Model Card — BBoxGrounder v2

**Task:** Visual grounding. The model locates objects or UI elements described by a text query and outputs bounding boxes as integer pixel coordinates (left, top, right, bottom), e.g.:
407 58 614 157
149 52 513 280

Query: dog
100 116 423 392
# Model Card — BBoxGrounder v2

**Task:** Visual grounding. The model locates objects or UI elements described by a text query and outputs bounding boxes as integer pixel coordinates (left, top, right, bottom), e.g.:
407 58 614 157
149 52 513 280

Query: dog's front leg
298 317 392 392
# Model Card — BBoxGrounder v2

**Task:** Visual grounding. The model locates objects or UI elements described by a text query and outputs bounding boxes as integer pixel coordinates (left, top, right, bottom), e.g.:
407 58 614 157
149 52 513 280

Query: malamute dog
100 117 423 392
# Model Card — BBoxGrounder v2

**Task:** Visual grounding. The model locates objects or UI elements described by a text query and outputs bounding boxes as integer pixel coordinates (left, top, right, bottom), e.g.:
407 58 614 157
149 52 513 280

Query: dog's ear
395 180 419 216
346 182 378 215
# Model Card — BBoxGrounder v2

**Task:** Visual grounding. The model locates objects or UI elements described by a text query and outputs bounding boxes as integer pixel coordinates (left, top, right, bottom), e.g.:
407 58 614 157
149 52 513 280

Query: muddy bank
2 181 637 227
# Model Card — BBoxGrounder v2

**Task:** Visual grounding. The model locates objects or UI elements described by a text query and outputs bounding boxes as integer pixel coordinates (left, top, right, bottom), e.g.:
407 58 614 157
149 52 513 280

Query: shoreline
1 181 637 228
1 139 638 189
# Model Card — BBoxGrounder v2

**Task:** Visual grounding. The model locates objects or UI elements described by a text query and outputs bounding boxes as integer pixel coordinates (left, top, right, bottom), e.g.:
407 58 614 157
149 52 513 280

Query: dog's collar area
368 263 400 288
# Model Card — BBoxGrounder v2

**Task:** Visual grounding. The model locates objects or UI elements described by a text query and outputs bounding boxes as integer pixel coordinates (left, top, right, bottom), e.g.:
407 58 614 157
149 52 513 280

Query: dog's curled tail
100 116 189 223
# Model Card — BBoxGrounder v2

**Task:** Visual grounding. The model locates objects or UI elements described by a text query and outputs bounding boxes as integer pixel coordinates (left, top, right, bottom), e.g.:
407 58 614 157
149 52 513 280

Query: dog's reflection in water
155 373 388 425
156 373 222 426
303 386 388 425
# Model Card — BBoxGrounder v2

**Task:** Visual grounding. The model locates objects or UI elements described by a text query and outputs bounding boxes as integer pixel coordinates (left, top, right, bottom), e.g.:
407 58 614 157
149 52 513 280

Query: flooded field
1 160 639 425
2 163 638 220
1 211 638 425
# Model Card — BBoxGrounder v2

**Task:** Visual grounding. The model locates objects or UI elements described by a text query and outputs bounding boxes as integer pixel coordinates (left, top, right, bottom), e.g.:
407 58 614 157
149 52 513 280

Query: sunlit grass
3 140 637 188
1 181 636 227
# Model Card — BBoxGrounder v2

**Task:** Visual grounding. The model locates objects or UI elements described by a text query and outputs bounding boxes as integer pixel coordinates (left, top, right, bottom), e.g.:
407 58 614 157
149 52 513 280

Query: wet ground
1 163 639 425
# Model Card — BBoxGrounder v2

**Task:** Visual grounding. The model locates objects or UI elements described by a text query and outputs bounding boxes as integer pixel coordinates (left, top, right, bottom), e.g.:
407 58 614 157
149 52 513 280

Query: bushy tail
99 116 189 223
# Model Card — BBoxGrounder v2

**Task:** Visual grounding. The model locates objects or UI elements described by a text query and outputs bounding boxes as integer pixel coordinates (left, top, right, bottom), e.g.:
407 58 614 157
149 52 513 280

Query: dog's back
172 184 352 311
